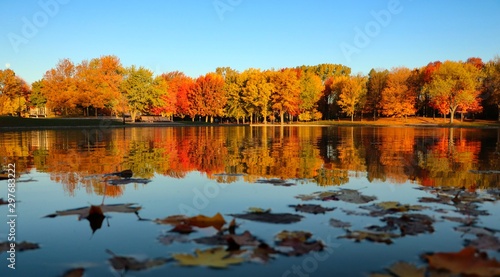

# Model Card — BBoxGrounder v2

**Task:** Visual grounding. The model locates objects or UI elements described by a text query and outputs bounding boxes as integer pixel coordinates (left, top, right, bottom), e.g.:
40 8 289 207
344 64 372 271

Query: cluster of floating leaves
3 179 500 276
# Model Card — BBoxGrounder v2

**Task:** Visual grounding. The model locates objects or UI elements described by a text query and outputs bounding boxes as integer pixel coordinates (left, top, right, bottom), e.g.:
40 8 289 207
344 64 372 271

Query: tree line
1 55 500 123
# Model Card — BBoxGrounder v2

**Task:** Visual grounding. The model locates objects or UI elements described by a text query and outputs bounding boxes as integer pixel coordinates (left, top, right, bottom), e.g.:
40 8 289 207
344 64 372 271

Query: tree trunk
449 106 457 124
95 108 98 117
280 111 284 125
498 104 500 121
131 111 137 122
351 113 354 122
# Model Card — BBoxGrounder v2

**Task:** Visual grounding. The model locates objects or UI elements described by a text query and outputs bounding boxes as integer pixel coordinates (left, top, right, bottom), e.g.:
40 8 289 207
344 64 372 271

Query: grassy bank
0 116 125 129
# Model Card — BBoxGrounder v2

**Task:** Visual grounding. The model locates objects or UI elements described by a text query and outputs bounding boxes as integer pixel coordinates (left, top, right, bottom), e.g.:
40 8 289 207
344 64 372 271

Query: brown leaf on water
289 204 335 214
194 230 260 247
0 198 8 205
361 201 427 216
295 189 376 204
441 215 477 225
274 231 324 256
170 224 195 234
465 234 500 251
62 267 85 277
229 212 303 224
106 249 170 272
338 230 399 244
424 247 500 276
155 213 226 231
251 243 279 263
0 241 40 252
187 213 226 230
381 214 434 236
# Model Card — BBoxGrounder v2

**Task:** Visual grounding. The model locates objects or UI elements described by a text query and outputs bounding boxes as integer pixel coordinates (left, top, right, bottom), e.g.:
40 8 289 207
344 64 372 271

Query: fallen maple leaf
424 247 500 276
465 234 500 251
251 243 279 263
172 247 245 268
381 214 434 236
362 201 427 216
154 214 189 225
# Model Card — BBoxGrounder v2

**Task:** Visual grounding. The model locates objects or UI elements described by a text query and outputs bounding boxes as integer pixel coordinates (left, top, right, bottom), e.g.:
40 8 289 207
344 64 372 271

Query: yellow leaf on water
172 247 245 268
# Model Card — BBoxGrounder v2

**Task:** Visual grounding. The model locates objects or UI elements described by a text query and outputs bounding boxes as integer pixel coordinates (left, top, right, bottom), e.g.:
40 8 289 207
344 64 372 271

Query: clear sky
1 0 499 84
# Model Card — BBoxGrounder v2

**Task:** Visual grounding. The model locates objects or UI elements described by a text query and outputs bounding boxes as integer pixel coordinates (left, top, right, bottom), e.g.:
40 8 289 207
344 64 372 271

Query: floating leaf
62 267 85 277
172 247 245 268
275 231 312 242
424 247 500 276
107 178 151 185
381 214 434 236
251 243 279 263
454 226 496 236
255 178 296 186
275 231 324 256
338 230 399 244
0 198 8 205
0 241 40 252
187 213 226 230
361 201 427 216
154 215 189 225
329 218 352 229
170 224 195 234
295 189 376 204
155 213 226 231
157 233 190 245
247 207 271 214
229 212 303 224
441 216 477 225
194 231 259 247
106 249 170 272
465 234 500 251
289 204 335 214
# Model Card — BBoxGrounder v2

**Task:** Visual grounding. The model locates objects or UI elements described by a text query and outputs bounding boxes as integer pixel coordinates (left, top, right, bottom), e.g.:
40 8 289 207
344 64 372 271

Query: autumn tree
0 69 30 116
240 68 273 123
270 68 301 124
334 75 367 121
298 70 323 121
151 74 176 120
484 57 500 121
365 68 388 119
120 66 165 122
379 67 416 120
190 73 226 122
424 61 482 123
41 59 77 115
217 67 246 123
298 63 351 82
162 71 194 119
420 61 442 118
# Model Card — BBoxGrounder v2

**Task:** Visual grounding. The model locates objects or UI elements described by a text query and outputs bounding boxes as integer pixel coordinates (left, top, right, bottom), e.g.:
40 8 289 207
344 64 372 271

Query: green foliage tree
298 70 323 121
424 61 482 123
240 69 273 123
120 66 165 122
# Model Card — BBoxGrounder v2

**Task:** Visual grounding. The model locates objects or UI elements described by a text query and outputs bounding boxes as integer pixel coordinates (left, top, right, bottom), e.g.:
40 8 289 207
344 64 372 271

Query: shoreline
1 116 499 131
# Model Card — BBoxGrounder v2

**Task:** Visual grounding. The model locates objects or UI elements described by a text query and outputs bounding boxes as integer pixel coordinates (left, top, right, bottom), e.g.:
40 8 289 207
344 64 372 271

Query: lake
1 125 499 276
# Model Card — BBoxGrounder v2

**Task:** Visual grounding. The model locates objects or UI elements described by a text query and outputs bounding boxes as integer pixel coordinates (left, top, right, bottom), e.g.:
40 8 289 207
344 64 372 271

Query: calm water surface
0 126 499 276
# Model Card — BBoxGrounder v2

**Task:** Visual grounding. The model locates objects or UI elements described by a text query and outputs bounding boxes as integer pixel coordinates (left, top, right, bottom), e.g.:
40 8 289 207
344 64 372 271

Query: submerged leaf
329 218 352 229
172 247 245 268
424 247 500 276
106 249 170 271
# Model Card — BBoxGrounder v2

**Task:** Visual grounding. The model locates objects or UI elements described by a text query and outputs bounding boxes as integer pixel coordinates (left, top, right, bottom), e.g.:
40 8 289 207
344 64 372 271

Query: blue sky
1 0 499 84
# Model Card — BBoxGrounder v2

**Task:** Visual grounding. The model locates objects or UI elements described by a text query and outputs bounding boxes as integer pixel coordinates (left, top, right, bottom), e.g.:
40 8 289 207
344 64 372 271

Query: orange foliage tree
41 59 77 115
380 67 416 120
